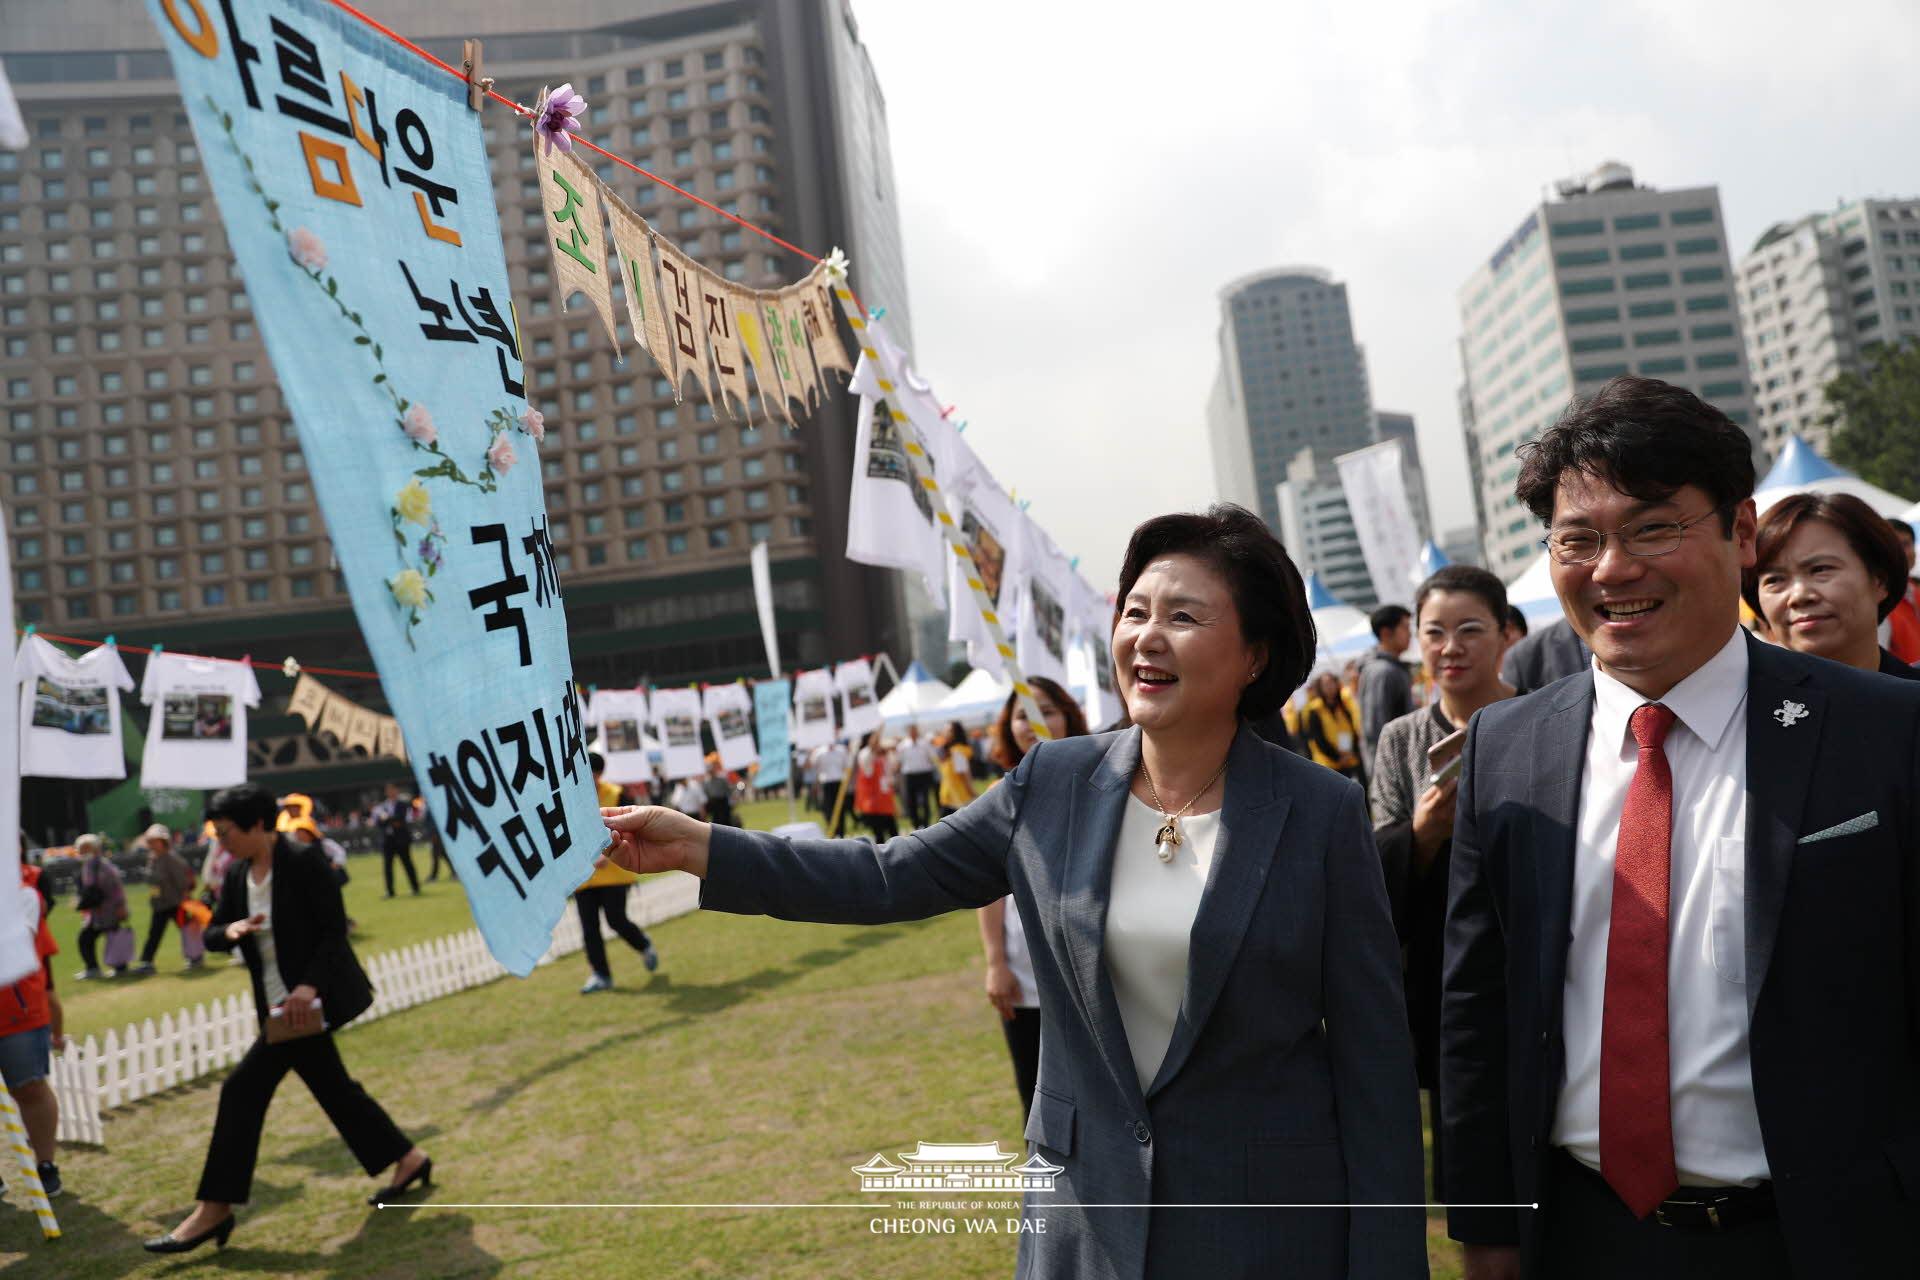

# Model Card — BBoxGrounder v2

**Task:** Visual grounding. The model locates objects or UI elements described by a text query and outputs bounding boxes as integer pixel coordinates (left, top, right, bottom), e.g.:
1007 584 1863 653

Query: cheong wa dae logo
854 1141 1063 1193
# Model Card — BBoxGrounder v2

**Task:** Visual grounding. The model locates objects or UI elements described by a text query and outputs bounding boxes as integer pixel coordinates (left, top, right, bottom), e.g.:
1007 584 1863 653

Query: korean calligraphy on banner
286 674 405 761
525 125 853 427
148 0 603 975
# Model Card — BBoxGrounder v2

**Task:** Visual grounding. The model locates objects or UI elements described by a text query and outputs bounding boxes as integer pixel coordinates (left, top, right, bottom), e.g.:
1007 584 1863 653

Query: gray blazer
703 725 1427 1279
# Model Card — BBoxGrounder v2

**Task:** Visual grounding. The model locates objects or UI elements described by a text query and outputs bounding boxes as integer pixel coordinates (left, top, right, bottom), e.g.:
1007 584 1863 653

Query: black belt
1652 1182 1776 1232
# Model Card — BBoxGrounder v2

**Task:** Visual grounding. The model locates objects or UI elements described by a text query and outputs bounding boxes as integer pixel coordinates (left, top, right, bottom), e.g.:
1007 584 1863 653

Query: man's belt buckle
1654 1195 1727 1230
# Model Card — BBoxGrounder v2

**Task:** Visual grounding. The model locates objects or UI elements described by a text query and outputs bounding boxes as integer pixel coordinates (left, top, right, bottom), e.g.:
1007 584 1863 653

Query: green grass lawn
9 795 1465 1277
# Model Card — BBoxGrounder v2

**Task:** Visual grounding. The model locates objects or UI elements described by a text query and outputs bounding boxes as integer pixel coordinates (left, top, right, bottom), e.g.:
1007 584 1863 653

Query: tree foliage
1826 337 1920 498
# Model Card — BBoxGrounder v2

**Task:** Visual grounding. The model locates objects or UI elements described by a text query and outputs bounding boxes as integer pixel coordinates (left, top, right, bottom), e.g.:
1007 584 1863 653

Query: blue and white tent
1754 434 1911 517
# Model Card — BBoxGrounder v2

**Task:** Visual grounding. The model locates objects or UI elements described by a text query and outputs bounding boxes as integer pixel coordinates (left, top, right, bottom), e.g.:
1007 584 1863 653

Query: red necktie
1599 702 1680 1218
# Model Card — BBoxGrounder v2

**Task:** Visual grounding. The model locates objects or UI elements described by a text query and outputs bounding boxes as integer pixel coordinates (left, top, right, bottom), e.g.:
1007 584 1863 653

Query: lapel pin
1773 699 1809 727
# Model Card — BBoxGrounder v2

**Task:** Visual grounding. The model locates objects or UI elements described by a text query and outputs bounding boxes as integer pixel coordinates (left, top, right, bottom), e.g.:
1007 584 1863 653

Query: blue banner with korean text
753 679 791 790
147 0 604 974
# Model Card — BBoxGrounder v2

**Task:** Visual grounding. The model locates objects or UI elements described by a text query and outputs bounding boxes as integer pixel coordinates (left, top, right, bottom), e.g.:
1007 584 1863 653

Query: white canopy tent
877 660 954 730
1753 434 1912 518
936 667 1013 725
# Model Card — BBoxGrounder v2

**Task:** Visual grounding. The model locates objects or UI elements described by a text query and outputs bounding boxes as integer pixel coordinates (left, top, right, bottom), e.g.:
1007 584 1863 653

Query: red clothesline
17 629 380 681
323 0 840 276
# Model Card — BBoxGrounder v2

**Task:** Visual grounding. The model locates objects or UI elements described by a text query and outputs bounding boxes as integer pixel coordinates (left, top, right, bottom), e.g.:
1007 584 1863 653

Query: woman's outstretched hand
602 805 714 879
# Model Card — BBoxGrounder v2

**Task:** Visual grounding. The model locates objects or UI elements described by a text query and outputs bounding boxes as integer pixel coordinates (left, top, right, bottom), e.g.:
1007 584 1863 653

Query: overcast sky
853 0 1920 592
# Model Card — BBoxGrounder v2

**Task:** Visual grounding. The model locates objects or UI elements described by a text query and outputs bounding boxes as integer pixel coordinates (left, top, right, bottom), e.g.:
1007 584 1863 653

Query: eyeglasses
1542 508 1722 565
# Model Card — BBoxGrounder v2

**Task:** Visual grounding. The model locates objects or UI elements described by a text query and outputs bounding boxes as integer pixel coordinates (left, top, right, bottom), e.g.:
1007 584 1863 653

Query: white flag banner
835 658 881 742
1068 574 1122 731
587 688 653 785
1335 438 1425 609
0 62 26 151
1015 515 1074 688
649 686 707 781
0 510 30 988
702 682 759 773
750 540 780 679
790 667 837 750
943 438 1025 673
844 318 954 609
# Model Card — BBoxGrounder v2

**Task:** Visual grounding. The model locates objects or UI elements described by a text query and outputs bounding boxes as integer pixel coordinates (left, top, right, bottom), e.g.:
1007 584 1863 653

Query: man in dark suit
1442 376 1919 1280
1499 616 1590 695
145 783 432 1253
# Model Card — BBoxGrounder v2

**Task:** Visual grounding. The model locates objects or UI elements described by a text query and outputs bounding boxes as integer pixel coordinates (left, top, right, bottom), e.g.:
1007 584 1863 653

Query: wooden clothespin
462 39 488 112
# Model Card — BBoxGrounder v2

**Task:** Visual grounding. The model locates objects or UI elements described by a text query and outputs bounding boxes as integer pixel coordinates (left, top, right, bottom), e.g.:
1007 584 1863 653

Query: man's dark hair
1505 604 1529 637
206 782 279 833
1894 520 1915 546
1368 604 1412 639
588 750 606 776
1115 504 1315 720
1415 564 1509 626
1514 375 1755 533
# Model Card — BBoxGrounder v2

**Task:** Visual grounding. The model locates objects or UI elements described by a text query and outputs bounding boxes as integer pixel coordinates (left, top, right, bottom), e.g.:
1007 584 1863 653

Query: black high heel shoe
142 1213 235 1253
368 1156 433 1205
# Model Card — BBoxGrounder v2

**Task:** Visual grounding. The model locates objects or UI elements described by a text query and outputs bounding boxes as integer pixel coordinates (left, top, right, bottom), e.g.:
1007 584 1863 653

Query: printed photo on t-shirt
163 692 234 741
799 695 829 725
962 508 1006 606
716 707 750 741
32 677 111 735
1032 580 1066 664
604 718 642 752
866 402 933 523
662 714 698 749
845 682 874 711
1091 634 1117 694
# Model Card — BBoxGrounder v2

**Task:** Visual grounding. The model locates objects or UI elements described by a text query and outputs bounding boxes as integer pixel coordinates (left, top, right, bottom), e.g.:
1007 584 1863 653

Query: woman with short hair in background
1745 490 1920 679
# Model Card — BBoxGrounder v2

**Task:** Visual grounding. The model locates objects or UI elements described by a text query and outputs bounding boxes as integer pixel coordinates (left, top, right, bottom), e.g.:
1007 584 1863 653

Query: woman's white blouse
1104 793 1221 1090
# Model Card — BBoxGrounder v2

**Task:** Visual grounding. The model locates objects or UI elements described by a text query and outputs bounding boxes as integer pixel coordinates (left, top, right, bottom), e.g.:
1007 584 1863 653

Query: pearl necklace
1139 757 1230 863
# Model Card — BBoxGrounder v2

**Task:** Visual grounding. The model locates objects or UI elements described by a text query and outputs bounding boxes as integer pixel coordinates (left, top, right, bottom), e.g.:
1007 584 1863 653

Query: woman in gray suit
605 505 1426 1280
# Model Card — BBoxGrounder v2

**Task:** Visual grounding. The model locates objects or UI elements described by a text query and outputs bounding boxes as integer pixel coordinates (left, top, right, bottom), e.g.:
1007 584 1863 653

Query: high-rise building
1457 161 1758 575
1737 197 1920 456
1206 267 1379 594
1275 447 1374 608
0 0 913 804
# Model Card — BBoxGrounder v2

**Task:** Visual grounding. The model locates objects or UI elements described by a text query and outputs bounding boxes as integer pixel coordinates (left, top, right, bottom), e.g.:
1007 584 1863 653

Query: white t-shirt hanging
1015 516 1074 688
138 652 262 790
649 686 707 782
587 689 653 786
15 635 136 780
702 682 759 773
1067 573 1122 731
844 320 954 610
941 440 1026 674
790 668 837 750
835 658 881 741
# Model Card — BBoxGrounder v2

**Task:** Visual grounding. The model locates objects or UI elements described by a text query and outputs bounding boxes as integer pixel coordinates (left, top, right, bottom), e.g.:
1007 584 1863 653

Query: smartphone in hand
1426 727 1468 788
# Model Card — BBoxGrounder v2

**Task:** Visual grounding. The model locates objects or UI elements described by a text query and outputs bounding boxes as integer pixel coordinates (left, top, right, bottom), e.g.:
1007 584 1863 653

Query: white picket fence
52 873 701 1146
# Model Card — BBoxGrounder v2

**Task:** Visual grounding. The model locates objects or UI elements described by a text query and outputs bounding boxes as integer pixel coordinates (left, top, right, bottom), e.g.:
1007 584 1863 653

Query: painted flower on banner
488 431 518 477
395 479 433 526
519 407 547 443
402 404 437 447
535 83 586 155
286 226 327 272
389 568 428 609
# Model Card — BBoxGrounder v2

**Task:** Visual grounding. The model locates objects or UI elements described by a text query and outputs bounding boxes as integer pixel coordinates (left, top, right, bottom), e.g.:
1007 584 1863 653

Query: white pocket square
1797 811 1879 844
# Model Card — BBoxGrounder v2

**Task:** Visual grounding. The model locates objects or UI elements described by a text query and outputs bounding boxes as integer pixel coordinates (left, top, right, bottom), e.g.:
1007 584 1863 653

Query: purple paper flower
536 83 586 156
418 535 443 569
488 431 518 476
286 226 327 272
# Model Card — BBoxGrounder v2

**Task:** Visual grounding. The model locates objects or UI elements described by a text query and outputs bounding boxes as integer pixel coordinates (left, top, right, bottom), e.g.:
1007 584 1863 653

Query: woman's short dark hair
1114 504 1315 720
989 676 1090 770
207 782 279 833
1415 564 1509 626
1504 604 1529 637
1514 375 1756 533
1742 491 1910 622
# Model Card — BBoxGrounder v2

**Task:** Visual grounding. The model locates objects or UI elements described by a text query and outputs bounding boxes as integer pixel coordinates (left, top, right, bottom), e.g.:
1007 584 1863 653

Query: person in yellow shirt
1301 671 1365 780
936 719 977 817
576 753 659 994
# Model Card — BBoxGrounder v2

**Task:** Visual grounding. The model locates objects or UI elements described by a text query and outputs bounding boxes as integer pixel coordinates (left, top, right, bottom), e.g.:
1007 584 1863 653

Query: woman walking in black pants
577 754 661 994
144 783 432 1254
